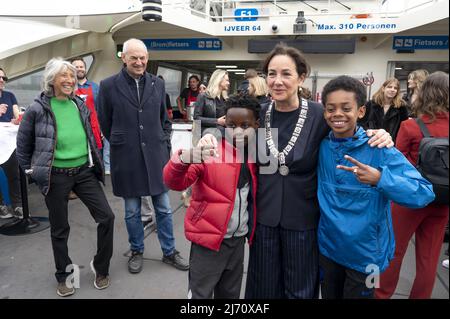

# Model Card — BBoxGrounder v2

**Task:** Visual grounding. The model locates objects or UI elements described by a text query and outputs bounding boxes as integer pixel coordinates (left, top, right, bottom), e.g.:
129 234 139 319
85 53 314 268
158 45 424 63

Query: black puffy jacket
16 92 104 195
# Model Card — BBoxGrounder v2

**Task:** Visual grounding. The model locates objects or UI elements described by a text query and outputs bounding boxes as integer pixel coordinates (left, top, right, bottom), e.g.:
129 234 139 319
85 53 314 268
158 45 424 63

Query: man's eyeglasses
0 76 8 82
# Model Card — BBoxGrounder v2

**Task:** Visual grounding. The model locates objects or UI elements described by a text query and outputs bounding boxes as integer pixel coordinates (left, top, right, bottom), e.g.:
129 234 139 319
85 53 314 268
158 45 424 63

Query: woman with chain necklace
199 44 393 298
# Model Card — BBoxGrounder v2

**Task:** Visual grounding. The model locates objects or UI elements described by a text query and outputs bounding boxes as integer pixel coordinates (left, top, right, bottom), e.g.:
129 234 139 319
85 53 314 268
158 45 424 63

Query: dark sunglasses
0 76 8 82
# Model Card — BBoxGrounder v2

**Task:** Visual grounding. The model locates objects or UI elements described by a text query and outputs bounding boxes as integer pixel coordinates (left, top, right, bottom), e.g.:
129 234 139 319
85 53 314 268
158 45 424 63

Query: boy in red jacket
163 95 259 299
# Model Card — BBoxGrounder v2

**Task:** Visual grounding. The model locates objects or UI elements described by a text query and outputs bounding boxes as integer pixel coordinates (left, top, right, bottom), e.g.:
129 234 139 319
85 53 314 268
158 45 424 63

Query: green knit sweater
50 97 88 168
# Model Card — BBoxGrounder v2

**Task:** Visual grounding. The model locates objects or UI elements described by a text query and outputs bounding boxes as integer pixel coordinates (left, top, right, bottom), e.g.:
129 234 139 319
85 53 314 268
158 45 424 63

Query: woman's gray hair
42 57 77 96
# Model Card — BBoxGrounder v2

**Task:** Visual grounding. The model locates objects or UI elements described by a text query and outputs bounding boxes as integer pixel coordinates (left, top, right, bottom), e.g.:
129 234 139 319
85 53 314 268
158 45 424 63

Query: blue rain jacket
318 127 435 274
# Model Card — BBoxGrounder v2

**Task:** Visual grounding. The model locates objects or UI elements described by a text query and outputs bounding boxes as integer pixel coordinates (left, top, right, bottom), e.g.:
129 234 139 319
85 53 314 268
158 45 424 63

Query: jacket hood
327 126 369 150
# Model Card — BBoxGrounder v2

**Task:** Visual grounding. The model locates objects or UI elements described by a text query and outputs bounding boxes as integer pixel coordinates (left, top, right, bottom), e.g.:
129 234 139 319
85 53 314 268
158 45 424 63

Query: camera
271 24 279 33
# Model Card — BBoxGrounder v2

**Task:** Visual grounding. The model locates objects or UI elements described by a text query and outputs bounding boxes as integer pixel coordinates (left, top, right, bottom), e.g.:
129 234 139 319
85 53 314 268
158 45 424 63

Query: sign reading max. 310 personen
143 38 222 51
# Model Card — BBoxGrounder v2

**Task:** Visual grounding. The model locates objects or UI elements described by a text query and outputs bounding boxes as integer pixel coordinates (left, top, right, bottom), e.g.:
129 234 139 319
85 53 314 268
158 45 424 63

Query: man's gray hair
122 38 148 55
42 57 77 96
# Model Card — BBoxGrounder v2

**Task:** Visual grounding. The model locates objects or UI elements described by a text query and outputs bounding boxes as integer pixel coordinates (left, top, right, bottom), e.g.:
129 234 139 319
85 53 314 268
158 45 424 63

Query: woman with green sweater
16 58 115 297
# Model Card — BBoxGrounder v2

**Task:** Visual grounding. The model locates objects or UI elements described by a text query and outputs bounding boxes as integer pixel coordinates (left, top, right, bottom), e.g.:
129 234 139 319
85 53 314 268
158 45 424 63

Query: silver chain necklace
265 98 309 176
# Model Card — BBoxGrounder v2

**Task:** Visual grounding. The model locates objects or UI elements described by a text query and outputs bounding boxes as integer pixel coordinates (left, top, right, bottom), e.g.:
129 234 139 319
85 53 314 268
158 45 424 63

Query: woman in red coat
376 71 449 299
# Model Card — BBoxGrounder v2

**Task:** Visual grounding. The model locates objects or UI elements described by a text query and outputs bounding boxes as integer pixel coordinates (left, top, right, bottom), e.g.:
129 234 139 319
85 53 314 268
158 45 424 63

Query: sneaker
443 259 449 269
0 205 13 219
162 249 189 271
128 251 143 274
13 207 23 219
90 260 110 290
56 282 75 297
105 170 111 175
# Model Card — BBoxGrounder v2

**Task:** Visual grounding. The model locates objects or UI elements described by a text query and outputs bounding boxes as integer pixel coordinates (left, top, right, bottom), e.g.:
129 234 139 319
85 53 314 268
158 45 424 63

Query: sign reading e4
234 8 258 21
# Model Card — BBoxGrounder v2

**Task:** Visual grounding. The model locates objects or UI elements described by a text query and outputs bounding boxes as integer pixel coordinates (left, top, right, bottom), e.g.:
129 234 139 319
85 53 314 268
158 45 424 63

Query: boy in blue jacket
317 76 434 299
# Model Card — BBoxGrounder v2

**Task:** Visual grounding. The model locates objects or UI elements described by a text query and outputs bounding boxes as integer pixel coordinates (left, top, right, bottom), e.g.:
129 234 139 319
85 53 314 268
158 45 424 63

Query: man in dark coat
97 38 188 274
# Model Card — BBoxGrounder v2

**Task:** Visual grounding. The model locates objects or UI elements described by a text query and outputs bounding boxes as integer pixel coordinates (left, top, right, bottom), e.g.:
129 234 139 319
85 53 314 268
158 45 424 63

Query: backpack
415 118 449 205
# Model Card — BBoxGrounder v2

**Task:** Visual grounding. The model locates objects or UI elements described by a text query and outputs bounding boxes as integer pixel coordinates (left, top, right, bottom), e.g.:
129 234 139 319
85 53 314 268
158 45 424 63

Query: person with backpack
376 71 449 299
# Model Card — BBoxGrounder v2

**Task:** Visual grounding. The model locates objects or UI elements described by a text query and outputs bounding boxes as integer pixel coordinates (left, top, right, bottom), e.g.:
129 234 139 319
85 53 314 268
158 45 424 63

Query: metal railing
164 0 441 21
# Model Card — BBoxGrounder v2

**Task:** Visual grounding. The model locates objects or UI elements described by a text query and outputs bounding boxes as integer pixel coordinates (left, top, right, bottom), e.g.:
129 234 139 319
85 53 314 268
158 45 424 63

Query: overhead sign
393 36 449 50
315 21 397 32
234 8 258 21
144 38 222 51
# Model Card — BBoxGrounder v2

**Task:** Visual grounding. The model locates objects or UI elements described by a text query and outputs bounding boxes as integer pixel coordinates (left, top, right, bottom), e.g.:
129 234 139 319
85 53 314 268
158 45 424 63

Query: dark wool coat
97 70 172 197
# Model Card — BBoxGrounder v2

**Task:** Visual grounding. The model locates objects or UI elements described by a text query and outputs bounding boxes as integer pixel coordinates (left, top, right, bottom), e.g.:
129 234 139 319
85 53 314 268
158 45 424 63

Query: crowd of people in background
0 38 448 299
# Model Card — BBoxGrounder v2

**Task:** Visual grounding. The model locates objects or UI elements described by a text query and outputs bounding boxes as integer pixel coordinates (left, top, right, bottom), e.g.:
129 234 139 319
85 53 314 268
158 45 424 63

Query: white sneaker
0 205 13 219
442 259 449 269
13 207 23 219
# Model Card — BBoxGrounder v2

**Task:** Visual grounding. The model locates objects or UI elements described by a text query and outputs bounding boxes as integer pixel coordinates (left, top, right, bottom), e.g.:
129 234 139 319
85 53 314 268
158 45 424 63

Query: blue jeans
103 138 110 171
0 167 11 205
124 192 175 256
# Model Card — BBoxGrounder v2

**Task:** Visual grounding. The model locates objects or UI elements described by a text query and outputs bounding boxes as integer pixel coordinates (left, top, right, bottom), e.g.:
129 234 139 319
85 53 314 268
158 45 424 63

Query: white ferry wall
114 24 448 99
1 0 448 102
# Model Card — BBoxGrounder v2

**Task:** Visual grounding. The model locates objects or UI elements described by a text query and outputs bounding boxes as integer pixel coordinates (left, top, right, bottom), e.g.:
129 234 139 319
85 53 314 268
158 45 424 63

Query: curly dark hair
225 94 260 120
322 75 367 107
188 75 200 82
414 71 449 122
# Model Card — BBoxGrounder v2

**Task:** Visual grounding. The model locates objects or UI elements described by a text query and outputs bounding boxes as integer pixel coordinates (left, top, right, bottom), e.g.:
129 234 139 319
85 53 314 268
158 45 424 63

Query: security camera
271 24 279 33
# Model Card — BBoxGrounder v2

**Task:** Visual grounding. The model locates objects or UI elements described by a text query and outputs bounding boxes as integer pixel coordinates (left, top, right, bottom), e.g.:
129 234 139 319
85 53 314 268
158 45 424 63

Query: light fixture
395 67 403 70
116 44 123 59
227 69 246 72
235 72 246 75
216 65 237 68
142 0 162 22
293 11 307 34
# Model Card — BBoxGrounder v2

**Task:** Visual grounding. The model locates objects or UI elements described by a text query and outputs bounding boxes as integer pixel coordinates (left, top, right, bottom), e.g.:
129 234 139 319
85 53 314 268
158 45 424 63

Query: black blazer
256 100 329 231
97 69 172 197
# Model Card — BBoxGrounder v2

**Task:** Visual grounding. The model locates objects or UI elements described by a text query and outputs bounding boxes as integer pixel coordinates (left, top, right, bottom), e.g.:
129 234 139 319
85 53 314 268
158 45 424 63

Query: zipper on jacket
45 107 58 195
232 188 242 237
78 100 103 179
385 207 392 255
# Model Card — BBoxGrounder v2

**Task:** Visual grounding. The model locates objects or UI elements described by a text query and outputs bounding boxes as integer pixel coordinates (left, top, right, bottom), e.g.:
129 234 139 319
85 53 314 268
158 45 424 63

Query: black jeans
319 254 374 299
0 150 22 208
189 237 245 299
45 165 114 283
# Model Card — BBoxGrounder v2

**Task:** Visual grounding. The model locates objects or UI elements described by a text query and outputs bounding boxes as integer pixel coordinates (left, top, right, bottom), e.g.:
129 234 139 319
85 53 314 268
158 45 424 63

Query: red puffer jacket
163 139 258 251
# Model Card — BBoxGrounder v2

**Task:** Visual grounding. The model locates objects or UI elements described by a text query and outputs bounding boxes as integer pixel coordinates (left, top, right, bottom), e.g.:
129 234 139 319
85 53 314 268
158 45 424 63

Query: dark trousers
189 237 245 299
0 151 21 208
44 166 115 283
319 254 374 299
245 223 319 299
